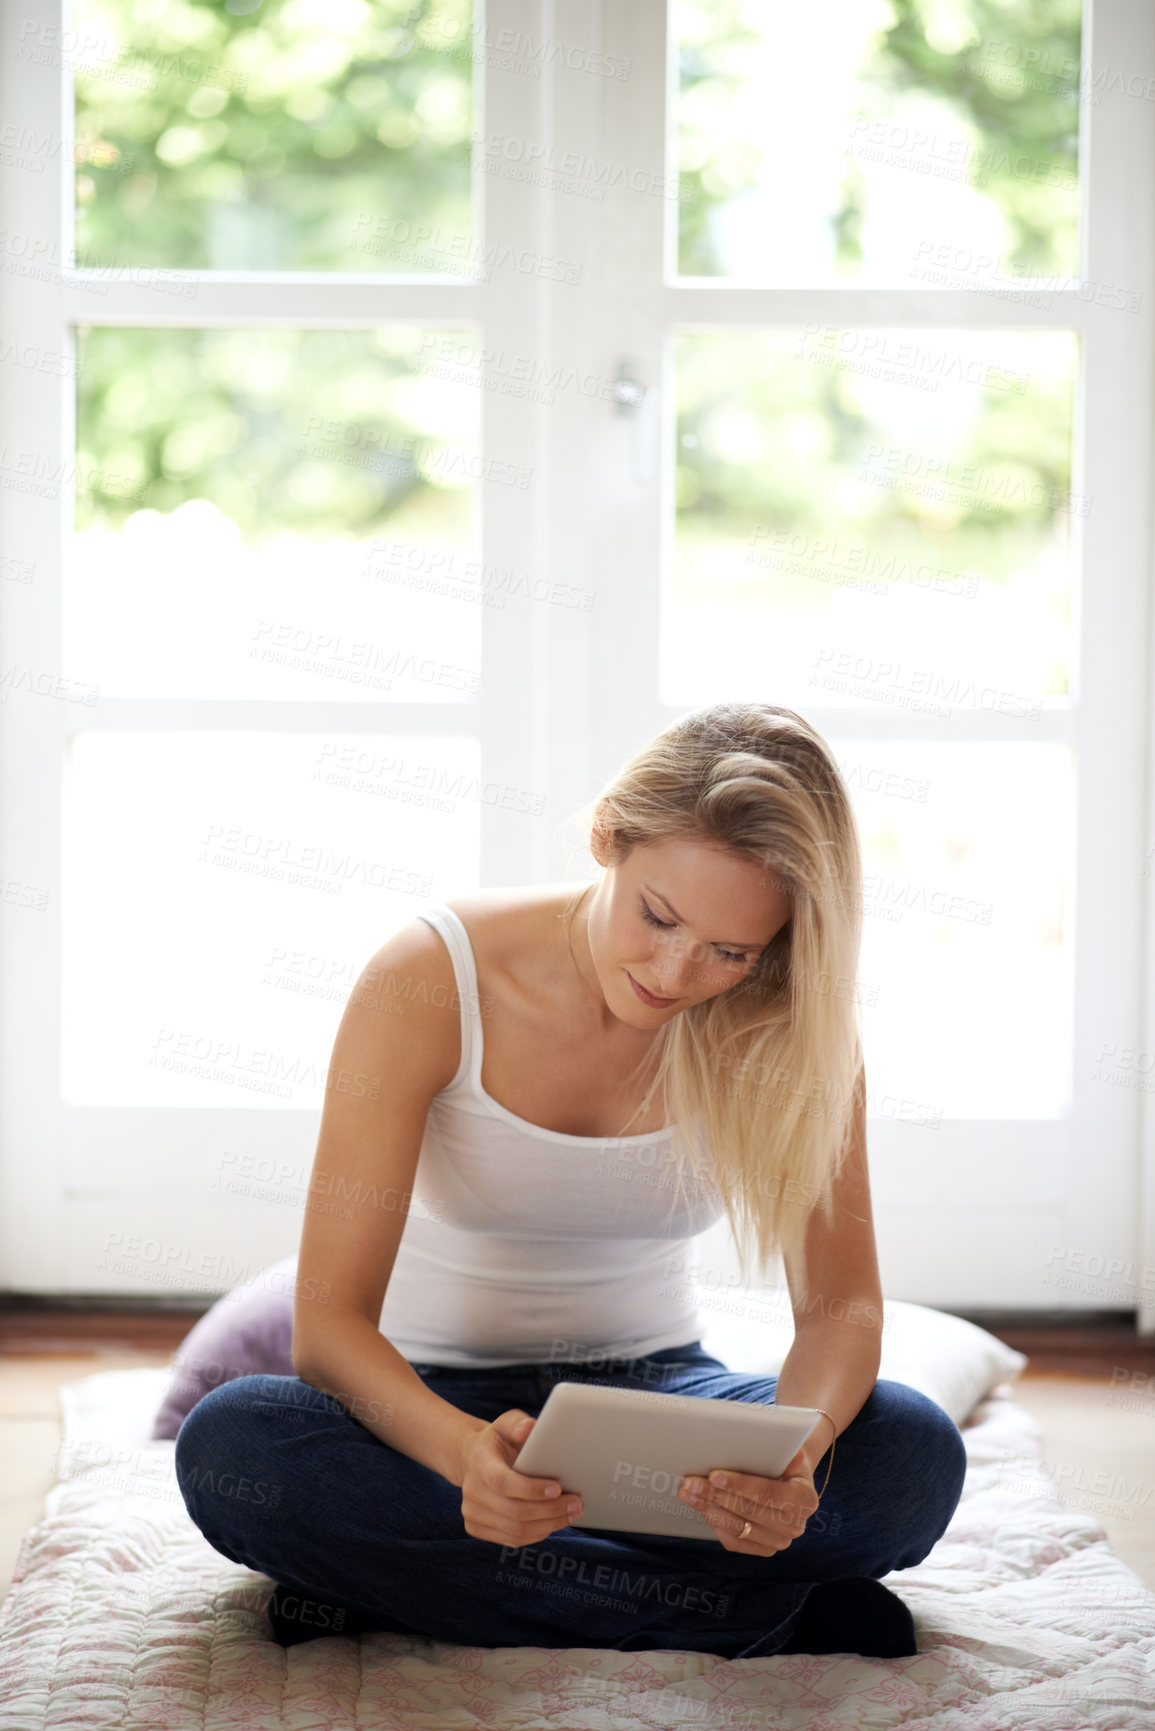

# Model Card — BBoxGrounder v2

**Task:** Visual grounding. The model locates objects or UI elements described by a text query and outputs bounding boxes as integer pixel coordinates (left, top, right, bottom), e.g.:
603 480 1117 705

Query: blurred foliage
678 0 1081 278
868 0 1080 276
74 0 476 538
673 0 1077 680
75 0 1075 617
674 329 1075 659
676 332 1073 532
76 327 477 538
75 0 472 269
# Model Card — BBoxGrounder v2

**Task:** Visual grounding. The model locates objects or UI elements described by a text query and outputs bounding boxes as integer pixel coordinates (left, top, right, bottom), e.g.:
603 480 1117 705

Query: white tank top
376 903 728 1367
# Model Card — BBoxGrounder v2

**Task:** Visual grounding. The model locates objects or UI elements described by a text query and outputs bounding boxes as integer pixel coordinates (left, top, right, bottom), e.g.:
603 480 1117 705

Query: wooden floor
0 1318 1153 1605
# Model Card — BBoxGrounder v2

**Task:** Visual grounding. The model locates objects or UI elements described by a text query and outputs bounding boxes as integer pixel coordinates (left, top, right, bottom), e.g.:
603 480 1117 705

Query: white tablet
512 1381 823 1540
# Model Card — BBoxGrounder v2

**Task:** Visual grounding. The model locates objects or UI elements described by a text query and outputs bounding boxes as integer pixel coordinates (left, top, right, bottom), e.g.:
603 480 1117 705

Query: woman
175 701 967 1660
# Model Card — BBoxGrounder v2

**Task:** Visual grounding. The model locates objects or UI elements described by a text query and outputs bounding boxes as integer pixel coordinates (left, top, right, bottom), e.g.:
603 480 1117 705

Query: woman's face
586 836 793 1027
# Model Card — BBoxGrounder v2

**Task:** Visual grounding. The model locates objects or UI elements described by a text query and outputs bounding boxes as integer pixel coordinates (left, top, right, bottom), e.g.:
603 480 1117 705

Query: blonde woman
176 701 966 1660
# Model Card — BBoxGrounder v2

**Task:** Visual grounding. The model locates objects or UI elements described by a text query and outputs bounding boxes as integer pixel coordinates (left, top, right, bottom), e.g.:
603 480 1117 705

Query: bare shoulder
346 887 576 1091
442 882 578 973
348 914 467 1097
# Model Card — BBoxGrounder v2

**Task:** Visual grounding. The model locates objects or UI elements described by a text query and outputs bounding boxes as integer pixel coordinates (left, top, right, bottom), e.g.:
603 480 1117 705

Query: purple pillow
151 1254 299 1440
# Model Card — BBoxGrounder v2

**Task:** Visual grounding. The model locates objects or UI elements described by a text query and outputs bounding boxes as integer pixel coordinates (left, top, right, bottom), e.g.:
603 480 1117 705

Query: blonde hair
562 701 865 1302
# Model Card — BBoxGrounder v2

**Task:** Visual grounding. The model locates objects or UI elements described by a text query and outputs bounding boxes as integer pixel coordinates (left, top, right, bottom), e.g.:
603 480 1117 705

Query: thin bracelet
812 1408 837 1502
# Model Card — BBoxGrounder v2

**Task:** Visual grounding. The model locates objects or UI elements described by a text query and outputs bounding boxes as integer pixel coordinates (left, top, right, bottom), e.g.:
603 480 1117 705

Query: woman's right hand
458 1409 584 1547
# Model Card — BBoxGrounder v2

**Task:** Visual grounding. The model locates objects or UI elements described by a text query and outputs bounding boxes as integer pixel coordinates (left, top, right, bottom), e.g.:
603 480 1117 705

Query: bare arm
290 921 487 1487
773 1062 884 1475
295 1315 487 1488
292 921 587 1544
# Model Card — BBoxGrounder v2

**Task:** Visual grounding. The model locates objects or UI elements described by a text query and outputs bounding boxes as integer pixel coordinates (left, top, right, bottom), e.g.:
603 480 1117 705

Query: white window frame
583 0 1155 1326
1 0 1153 1332
0 0 570 1295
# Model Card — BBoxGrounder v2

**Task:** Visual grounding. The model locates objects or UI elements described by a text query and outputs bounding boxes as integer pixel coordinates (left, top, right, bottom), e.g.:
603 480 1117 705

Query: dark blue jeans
173 1341 967 1660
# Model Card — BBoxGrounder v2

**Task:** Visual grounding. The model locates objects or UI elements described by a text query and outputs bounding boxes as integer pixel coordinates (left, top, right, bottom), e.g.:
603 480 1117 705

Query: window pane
666 329 1075 711
837 741 1074 1119
62 732 482 1105
68 328 483 699
676 0 1081 284
74 0 473 272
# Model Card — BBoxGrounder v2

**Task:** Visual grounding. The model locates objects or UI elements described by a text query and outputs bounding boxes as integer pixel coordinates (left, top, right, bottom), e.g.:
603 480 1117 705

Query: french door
1 0 1153 1329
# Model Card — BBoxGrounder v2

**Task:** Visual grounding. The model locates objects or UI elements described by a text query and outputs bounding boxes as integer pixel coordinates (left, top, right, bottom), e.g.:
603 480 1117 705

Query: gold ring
740 1519 753 1540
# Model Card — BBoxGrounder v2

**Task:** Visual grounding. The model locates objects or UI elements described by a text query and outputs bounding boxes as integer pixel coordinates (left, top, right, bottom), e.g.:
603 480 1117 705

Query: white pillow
697 1287 1027 1428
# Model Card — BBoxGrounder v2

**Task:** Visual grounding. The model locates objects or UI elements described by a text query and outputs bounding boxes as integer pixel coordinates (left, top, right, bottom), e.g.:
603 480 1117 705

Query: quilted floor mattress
0 1368 1152 1730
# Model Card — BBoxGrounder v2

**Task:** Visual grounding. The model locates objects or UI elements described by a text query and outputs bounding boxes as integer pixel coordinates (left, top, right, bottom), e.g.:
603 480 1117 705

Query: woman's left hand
677 1445 818 1556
